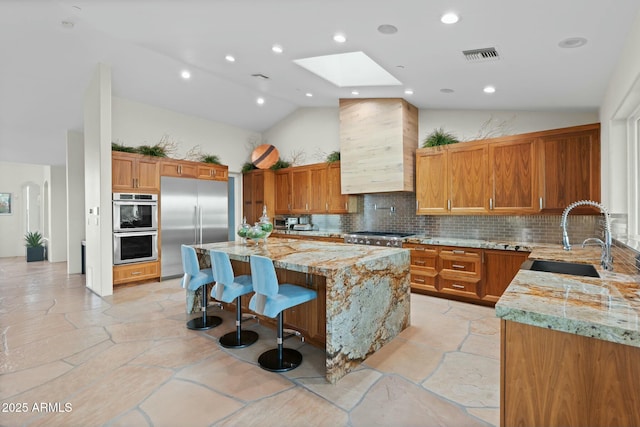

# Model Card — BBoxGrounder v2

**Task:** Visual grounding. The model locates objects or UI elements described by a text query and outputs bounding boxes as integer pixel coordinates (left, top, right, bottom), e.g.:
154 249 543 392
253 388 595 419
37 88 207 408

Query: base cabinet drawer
410 272 437 292
439 278 481 298
113 261 160 285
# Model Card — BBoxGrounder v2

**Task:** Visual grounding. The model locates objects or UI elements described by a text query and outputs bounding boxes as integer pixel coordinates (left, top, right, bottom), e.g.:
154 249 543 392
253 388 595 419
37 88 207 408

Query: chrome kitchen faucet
560 200 613 271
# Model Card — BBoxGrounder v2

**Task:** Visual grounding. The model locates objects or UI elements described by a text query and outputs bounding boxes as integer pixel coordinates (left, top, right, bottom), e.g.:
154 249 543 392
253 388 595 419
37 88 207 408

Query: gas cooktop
345 231 414 238
343 231 414 247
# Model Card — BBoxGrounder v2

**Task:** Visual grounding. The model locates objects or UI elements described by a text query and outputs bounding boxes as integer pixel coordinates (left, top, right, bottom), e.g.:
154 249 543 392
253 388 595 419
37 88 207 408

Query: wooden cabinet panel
327 162 358 213
160 159 198 178
197 164 227 181
290 167 310 213
539 125 600 212
448 144 489 213
242 169 275 225
274 169 291 214
483 250 529 303
405 243 439 293
308 164 328 212
113 261 160 285
416 149 448 214
439 278 480 299
502 320 640 427
489 138 538 213
112 152 160 193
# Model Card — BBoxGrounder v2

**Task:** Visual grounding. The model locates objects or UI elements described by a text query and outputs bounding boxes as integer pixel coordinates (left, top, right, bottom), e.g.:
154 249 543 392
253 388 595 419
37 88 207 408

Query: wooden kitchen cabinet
416 141 489 214
482 249 529 303
438 247 483 299
113 260 160 285
274 169 291 214
197 163 228 181
415 123 600 216
502 320 640 427
242 169 275 224
160 158 198 178
488 137 538 213
538 123 600 213
327 162 358 213
112 151 160 193
404 243 439 293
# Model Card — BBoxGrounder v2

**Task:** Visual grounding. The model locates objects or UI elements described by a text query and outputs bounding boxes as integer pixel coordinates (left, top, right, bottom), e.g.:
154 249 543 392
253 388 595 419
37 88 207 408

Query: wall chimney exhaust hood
339 98 418 194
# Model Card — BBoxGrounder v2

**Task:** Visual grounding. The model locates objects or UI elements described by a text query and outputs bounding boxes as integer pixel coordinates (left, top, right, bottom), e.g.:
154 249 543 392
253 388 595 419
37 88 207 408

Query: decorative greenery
24 231 44 248
111 142 137 153
422 128 459 148
136 144 168 157
199 154 221 164
270 159 291 170
241 162 257 173
326 151 341 163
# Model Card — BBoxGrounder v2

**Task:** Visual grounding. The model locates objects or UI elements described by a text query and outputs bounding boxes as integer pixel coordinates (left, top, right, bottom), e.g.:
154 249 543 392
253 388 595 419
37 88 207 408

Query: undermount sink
524 260 600 278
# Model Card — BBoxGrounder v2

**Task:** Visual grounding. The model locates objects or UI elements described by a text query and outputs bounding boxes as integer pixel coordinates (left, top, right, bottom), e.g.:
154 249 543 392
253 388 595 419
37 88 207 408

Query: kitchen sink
523 260 600 277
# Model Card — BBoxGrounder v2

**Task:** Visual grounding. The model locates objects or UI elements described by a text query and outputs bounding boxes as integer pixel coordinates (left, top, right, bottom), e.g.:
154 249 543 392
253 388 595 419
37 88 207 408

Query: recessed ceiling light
305 93 313 97
351 90 359 95
483 85 496 94
440 88 455 93
225 55 236 62
180 70 191 80
256 97 265 105
272 44 283 54
378 24 398 35
558 37 587 48
333 33 347 43
404 89 414 95
441 12 459 24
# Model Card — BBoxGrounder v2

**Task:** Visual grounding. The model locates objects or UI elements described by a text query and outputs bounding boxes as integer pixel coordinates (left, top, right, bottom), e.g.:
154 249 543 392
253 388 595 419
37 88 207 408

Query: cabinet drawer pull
489 198 494 210
415 260 426 266
452 264 465 269
345 202 348 210
539 197 544 210
452 250 465 255
451 284 465 289
414 247 426 251
414 277 425 283
447 199 451 210
131 271 142 275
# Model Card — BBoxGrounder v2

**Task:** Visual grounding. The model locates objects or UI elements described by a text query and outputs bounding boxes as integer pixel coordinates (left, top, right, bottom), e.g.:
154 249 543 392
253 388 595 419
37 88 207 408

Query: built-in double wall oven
112 193 158 265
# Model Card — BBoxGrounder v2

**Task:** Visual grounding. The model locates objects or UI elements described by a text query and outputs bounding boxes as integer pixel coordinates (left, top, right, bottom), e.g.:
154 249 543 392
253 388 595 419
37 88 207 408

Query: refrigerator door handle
194 205 198 244
199 206 204 244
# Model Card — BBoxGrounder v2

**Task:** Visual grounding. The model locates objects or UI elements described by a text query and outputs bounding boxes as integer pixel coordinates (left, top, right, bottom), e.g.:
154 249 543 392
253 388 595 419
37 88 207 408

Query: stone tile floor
0 258 499 427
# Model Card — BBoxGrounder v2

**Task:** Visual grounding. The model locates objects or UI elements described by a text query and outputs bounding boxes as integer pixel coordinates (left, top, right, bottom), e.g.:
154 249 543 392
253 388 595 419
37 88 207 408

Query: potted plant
25 231 46 262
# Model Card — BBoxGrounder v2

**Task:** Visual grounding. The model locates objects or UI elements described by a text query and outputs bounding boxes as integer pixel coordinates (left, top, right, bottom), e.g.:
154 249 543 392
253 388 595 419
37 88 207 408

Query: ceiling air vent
251 73 270 80
462 47 500 62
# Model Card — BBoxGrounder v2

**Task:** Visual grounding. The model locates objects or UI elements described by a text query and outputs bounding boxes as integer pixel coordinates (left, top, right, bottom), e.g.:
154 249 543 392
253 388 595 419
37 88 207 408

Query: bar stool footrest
283 328 304 342
258 348 303 372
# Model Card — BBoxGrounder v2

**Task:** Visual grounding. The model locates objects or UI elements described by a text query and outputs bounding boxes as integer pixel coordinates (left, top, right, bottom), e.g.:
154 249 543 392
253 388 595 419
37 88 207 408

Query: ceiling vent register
462 47 500 62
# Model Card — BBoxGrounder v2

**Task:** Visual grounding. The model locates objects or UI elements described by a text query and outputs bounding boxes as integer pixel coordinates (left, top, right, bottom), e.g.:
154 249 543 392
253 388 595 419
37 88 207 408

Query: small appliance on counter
274 216 299 230
292 223 315 231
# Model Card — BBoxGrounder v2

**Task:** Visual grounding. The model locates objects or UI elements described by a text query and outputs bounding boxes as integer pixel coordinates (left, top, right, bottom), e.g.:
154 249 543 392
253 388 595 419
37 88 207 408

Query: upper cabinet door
274 169 291 214
489 138 538 213
416 149 449 214
290 167 311 213
112 152 160 193
308 164 328 212
538 126 600 213
448 143 489 214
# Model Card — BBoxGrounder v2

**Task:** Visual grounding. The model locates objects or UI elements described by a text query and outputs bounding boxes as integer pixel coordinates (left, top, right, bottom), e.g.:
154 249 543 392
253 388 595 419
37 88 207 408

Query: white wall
67 130 85 273
419 110 599 143
0 161 46 257
45 165 67 262
84 63 113 296
262 107 340 165
262 106 598 166
599 8 640 216
112 97 261 173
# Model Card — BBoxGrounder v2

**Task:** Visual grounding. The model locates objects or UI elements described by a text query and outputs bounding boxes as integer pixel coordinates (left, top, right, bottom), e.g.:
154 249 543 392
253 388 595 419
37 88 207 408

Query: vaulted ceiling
1 0 638 166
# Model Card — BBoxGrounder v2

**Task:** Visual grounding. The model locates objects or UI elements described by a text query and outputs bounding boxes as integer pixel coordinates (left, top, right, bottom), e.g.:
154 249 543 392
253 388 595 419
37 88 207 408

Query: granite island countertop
496 245 640 348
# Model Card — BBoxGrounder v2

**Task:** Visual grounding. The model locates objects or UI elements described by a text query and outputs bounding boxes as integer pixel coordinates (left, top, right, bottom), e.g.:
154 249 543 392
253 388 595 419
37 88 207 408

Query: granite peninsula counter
193 239 410 383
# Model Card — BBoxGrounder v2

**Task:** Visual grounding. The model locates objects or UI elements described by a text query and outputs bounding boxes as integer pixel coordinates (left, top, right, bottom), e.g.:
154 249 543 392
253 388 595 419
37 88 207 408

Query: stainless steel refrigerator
160 176 228 278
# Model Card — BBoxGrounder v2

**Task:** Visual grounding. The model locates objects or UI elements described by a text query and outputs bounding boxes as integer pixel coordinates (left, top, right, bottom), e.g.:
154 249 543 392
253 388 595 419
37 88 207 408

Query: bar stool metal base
186 315 222 331
219 330 259 349
258 348 303 372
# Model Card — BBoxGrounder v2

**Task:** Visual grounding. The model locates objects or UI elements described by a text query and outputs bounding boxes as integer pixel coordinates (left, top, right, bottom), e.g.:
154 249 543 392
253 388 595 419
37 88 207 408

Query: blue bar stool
181 245 222 330
249 255 317 372
210 250 259 348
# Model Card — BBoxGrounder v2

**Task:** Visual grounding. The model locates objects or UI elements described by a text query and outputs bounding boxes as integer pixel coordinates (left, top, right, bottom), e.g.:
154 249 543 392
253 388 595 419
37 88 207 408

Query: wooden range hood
339 98 418 194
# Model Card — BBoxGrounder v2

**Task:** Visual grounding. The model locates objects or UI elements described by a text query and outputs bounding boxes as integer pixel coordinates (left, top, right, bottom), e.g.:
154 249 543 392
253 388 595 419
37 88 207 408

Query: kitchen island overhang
192 238 411 383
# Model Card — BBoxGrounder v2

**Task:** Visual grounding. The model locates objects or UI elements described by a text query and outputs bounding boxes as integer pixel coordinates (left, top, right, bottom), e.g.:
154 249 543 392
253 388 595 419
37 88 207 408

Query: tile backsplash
310 192 608 245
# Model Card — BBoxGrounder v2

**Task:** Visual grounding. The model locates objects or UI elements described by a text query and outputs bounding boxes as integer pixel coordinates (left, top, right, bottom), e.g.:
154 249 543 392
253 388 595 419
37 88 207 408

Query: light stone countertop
496 245 640 348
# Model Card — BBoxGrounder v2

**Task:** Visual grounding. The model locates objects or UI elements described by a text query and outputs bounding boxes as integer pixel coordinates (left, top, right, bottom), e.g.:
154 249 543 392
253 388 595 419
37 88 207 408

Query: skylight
293 51 401 87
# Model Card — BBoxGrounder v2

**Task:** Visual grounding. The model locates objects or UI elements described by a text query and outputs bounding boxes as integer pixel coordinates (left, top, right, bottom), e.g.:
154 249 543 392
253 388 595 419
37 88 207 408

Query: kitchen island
496 246 640 427
193 238 410 383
